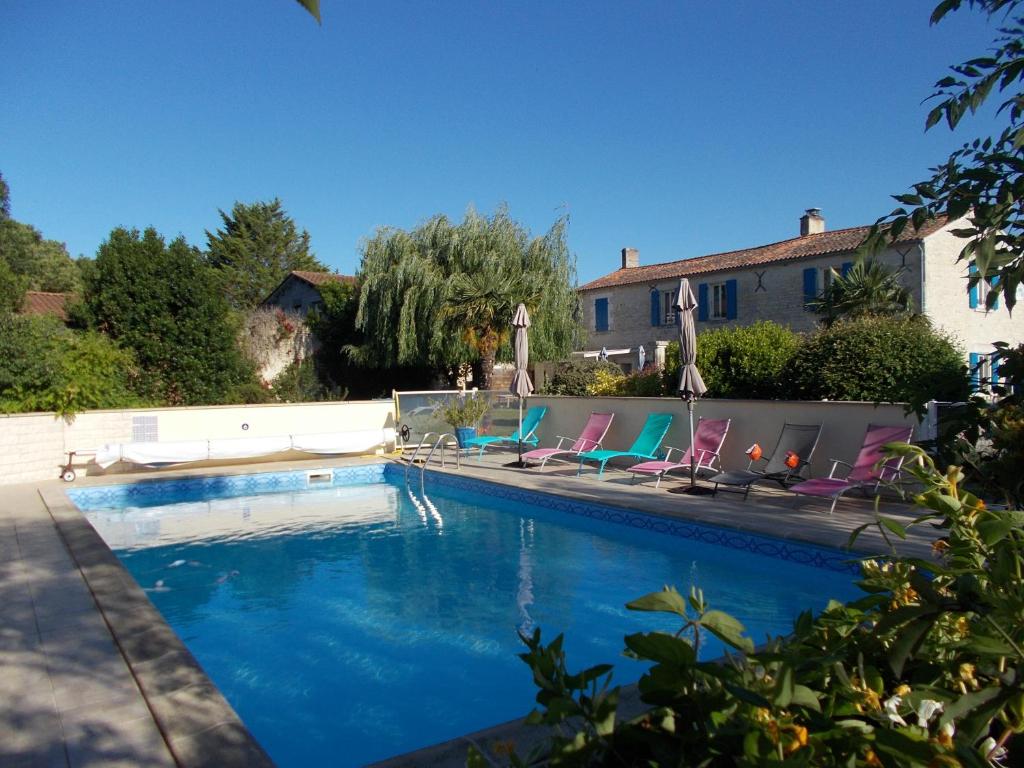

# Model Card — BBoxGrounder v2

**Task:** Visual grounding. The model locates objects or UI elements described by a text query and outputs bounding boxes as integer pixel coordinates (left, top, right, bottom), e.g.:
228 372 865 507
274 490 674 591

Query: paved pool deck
0 451 937 767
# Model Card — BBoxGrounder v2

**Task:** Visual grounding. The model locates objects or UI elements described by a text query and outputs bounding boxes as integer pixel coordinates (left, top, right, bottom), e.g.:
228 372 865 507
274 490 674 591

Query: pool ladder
404 432 461 486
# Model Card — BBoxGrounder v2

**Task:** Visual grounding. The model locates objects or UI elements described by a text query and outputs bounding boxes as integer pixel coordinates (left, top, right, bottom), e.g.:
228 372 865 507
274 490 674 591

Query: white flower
916 699 943 726
883 695 907 727
980 737 1008 766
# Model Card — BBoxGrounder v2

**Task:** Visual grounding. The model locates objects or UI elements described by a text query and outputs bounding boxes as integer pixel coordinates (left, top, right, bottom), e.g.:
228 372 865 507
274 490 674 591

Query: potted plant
435 395 490 448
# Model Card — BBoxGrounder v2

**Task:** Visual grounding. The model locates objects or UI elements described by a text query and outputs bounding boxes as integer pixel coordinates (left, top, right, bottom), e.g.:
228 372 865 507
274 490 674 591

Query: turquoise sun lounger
461 405 548 457
577 412 673 478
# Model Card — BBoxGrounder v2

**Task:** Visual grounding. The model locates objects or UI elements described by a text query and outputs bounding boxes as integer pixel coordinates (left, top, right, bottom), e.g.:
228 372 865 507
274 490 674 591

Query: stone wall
922 225 1024 357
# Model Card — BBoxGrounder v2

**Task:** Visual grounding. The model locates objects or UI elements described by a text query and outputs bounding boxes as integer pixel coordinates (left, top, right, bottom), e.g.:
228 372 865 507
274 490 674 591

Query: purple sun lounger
789 423 914 514
628 417 731 488
520 412 615 470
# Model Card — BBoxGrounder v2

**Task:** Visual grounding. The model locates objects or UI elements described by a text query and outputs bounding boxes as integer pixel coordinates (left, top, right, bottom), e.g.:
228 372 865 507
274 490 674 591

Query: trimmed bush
663 321 800 399
782 314 968 410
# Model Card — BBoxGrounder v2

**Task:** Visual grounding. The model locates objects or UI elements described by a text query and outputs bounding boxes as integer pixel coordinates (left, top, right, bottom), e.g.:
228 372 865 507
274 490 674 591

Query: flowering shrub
479 445 1023 766
587 368 626 396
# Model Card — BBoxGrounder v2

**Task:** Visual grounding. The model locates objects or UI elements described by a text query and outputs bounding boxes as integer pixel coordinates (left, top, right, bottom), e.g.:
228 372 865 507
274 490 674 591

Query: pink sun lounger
789 423 914 514
628 417 731 488
521 412 615 470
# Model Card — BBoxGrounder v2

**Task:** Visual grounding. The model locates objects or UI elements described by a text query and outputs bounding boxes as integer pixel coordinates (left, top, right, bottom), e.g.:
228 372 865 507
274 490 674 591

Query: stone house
578 209 1023 387
261 270 357 318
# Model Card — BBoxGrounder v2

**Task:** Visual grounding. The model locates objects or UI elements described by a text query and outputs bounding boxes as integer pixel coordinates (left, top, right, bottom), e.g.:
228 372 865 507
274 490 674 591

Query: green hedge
783 315 968 410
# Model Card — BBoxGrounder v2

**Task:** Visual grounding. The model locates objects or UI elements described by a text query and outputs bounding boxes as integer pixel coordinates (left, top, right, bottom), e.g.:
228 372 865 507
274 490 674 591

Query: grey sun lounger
710 422 822 500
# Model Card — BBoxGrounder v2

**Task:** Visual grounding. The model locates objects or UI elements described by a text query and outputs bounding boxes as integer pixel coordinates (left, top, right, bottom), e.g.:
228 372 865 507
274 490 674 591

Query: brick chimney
800 208 825 236
621 247 639 269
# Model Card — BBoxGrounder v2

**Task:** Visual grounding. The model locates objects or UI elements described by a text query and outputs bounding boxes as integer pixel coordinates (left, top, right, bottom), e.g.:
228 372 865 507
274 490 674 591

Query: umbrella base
668 484 716 496
503 460 534 469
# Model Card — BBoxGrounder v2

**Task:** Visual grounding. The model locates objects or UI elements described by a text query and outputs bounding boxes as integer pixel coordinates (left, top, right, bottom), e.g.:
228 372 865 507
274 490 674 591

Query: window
662 291 677 325
711 283 728 319
804 262 852 310
969 264 1001 311
594 297 609 332
698 279 738 321
969 352 994 393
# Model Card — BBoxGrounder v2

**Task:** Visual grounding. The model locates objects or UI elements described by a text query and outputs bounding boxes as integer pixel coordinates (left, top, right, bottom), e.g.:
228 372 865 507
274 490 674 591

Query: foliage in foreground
862 0 1024 311
479 446 1023 767
931 342 1024 510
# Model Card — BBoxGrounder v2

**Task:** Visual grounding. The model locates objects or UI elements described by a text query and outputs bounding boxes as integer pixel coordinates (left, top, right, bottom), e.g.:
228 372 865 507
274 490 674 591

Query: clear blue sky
1 0 1004 284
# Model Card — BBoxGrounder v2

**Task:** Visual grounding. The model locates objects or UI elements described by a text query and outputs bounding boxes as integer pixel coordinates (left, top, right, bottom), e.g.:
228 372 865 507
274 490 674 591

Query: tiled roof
291 270 356 287
20 291 75 321
578 217 949 291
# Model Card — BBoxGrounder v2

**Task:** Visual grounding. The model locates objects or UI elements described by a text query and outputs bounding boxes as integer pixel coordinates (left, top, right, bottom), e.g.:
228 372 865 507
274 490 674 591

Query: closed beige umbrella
675 278 707 488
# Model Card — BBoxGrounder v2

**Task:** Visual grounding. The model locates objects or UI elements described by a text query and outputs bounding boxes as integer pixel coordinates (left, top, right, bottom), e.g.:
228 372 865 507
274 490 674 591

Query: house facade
261 270 356 318
578 210 1023 385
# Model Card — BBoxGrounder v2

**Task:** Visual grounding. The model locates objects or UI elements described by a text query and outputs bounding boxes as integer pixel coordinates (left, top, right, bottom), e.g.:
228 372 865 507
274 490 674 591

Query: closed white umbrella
509 303 533 466
675 278 707 488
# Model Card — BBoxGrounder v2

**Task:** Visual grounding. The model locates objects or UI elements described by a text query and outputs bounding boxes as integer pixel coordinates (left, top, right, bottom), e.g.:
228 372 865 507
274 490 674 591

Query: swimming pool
70 464 863 767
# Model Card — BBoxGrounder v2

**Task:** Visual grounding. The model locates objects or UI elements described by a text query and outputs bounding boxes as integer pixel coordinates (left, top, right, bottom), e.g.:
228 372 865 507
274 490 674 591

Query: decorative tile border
397 465 862 576
68 463 387 510
68 461 859 576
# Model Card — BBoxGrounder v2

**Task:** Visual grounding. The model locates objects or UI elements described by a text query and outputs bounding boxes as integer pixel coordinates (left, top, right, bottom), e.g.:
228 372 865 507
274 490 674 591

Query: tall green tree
864 0 1024 311
85 227 258 405
811 260 915 326
353 206 580 389
205 198 326 311
0 172 82 296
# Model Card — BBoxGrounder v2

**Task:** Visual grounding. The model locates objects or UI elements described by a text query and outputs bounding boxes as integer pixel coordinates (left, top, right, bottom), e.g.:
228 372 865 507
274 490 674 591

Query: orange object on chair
745 443 762 462
784 451 800 469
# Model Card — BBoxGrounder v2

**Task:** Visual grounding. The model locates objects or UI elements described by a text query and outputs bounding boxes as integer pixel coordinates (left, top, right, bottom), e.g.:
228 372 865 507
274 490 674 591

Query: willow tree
351 206 580 389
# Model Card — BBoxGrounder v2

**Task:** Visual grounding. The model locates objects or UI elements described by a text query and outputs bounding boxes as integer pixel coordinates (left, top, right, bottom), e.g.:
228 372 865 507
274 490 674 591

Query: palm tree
812 259 915 326
440 207 543 389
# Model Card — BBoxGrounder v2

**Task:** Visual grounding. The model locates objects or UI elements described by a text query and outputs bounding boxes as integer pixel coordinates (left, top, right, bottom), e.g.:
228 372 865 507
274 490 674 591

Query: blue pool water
71 465 862 767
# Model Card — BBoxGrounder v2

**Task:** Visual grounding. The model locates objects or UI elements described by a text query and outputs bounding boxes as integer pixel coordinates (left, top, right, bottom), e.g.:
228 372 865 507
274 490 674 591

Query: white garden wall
1 395 922 487
0 400 395 485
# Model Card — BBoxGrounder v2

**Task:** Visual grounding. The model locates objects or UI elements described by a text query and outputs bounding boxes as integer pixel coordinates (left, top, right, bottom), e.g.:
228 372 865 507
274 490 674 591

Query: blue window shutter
841 261 853 277
725 279 738 320
969 264 979 309
991 352 1001 386
991 275 1000 310
697 283 709 321
650 289 660 326
595 298 608 332
969 352 981 391
803 268 817 310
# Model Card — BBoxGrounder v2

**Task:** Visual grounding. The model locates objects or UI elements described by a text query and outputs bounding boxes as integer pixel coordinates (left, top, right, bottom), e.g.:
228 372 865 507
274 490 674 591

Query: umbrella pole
688 399 696 487
517 396 524 463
